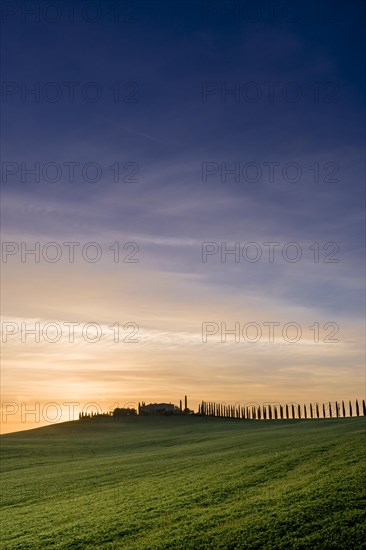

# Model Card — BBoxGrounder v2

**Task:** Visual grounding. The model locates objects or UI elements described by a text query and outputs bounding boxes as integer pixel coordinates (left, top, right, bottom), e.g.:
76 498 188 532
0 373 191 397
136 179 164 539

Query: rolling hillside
1 416 365 549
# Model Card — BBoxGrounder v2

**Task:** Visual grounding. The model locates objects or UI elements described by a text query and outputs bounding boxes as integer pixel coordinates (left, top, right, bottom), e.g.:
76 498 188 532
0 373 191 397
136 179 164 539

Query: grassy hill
1 416 365 549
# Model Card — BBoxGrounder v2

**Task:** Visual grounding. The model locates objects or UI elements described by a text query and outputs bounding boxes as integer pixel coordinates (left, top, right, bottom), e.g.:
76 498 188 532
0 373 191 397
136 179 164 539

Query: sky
1 0 365 433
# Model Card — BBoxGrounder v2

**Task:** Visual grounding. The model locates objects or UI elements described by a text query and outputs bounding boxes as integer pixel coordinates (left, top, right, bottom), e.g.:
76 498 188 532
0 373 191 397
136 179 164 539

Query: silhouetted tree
310 403 313 419
349 400 353 417
285 404 289 419
113 407 137 417
291 404 295 419
363 400 366 417
355 399 360 416
303 404 307 419
298 404 301 419
316 403 320 419
329 402 332 418
322 403 326 418
280 405 283 420
342 400 346 417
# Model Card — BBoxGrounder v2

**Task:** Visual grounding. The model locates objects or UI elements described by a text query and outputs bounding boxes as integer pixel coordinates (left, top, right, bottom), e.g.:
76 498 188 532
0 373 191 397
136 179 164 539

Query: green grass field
1 416 365 549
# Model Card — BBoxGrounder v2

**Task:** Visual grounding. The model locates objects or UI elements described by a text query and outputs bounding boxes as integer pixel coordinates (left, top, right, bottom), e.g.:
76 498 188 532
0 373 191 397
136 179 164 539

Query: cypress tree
342 400 346 417
304 404 307 419
335 401 339 417
329 402 332 418
310 403 313 418
268 405 272 420
280 405 283 419
298 404 301 419
316 403 320 419
285 404 289 419
362 400 366 417
322 403 326 418
355 399 359 416
291 404 295 419
349 400 353 417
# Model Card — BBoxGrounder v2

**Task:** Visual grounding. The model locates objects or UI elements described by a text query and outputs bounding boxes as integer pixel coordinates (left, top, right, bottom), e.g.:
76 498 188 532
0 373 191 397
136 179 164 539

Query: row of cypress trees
198 399 366 420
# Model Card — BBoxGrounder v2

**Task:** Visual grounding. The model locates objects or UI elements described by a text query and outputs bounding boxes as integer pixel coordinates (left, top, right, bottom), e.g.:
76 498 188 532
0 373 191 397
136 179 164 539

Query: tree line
78 399 366 420
198 399 366 419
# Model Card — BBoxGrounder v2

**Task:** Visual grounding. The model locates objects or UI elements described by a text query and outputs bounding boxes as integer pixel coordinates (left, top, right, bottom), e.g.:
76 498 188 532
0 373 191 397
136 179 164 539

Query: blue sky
1 0 365 431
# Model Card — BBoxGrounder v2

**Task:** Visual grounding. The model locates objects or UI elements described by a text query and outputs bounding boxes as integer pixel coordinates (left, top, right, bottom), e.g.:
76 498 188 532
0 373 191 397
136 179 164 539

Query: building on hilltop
139 402 176 415
138 396 190 415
